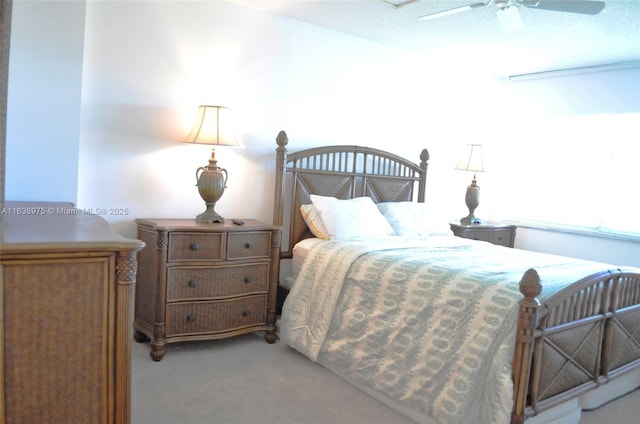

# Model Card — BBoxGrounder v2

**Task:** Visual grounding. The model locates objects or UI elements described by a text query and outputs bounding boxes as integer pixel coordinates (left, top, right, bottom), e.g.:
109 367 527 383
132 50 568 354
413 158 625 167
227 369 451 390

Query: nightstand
133 218 281 361
449 221 517 248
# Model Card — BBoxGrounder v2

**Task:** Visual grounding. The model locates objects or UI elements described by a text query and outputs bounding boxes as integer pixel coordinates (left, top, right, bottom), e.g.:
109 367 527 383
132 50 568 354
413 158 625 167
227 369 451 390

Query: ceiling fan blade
417 1 490 21
521 0 605 15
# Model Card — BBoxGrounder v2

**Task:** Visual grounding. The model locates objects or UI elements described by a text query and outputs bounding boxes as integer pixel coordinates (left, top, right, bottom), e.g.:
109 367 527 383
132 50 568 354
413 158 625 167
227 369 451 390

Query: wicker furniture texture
0 201 143 424
134 219 281 361
272 130 640 423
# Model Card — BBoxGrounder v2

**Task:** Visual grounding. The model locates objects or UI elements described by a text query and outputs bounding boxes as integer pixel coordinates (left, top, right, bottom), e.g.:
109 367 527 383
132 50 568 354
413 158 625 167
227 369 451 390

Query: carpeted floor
131 333 639 424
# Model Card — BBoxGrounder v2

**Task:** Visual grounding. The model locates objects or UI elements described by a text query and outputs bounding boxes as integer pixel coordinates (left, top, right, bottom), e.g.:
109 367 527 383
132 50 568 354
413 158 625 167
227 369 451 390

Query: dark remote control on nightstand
232 219 245 226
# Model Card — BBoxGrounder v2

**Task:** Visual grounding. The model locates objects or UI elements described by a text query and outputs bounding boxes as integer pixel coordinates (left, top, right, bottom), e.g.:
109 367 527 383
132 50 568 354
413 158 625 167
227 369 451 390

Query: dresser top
136 218 280 233
1 201 144 254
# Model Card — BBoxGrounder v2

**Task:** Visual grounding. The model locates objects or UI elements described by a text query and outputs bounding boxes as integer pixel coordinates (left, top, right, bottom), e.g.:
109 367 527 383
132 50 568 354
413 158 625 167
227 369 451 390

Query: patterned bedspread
280 235 612 424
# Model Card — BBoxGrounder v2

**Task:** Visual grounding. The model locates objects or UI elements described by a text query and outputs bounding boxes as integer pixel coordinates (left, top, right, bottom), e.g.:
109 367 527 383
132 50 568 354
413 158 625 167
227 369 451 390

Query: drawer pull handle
190 243 200 251
188 279 197 288
186 315 196 323
245 242 254 249
242 309 250 316
244 276 252 284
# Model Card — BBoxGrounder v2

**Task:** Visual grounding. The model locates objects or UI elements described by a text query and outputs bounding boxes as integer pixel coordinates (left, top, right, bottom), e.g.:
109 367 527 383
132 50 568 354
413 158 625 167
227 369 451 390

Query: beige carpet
131 333 639 424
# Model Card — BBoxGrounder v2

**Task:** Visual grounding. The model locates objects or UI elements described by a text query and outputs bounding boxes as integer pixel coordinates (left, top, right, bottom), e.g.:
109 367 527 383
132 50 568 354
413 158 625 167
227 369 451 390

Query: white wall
4 1 639 267
5 0 85 202
76 0 493 237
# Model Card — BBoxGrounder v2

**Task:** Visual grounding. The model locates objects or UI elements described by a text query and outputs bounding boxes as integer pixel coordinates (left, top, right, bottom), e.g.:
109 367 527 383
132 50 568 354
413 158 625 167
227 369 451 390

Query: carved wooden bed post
273 130 288 229
512 268 543 424
418 149 429 203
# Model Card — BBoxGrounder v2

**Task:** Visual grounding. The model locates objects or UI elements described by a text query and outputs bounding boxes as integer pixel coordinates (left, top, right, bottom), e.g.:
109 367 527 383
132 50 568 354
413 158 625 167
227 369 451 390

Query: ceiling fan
409 1 606 21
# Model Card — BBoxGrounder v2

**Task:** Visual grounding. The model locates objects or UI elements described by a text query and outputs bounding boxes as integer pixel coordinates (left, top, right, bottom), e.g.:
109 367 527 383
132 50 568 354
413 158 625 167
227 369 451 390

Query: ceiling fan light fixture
521 0 605 14
497 5 524 33
417 1 489 21
414 0 605 26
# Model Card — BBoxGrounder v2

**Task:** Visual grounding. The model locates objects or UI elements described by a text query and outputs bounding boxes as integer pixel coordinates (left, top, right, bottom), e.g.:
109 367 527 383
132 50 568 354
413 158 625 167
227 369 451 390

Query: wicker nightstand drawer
166 263 269 301
168 232 223 262
165 296 267 336
489 229 514 247
227 231 272 260
450 222 517 248
464 229 492 243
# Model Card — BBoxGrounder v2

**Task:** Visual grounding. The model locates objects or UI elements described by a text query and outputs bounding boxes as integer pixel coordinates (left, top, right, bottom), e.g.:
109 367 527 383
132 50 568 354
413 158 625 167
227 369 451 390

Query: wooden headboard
273 130 429 259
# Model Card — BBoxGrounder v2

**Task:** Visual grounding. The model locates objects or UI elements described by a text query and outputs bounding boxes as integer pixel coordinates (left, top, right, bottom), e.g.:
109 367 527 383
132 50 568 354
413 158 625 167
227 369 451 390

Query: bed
272 130 640 424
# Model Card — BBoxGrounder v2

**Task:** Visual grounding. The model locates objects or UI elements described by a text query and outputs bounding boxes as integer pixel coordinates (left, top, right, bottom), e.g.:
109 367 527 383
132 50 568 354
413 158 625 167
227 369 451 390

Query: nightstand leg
150 323 166 361
150 341 166 362
265 309 277 343
265 329 276 344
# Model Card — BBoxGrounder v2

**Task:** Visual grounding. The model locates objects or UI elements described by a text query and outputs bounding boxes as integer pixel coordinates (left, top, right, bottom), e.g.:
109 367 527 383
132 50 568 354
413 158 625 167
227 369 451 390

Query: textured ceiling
229 0 640 77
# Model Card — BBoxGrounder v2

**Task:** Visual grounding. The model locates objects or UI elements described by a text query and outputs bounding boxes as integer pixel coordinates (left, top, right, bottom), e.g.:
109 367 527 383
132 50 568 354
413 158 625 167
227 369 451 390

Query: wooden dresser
0 201 144 424
134 219 281 361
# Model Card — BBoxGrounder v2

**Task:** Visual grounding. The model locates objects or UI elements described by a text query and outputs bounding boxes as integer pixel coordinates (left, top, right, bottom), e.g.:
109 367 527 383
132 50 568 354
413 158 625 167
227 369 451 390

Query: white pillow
309 195 395 239
300 204 330 240
377 201 432 237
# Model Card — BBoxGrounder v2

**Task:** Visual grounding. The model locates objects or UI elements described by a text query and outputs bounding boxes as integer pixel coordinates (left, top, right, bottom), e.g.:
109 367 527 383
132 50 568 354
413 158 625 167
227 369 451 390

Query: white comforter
280 235 612 424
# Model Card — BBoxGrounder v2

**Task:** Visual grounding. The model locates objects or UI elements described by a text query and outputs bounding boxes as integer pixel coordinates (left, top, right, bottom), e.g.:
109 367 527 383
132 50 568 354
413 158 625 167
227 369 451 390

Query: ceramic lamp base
461 179 481 225
196 203 224 223
460 215 481 225
194 149 228 224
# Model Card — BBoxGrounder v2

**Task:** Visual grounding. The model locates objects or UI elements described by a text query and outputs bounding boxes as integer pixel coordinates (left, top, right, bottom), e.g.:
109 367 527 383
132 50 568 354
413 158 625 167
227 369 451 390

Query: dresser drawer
465 229 491 242
227 231 271 260
165 296 267 336
168 232 223 262
166 264 269 301
490 229 513 247
450 222 516 248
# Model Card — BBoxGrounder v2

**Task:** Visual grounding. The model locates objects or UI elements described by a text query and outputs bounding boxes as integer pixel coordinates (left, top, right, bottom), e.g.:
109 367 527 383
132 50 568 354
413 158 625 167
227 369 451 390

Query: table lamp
183 105 239 223
455 144 485 225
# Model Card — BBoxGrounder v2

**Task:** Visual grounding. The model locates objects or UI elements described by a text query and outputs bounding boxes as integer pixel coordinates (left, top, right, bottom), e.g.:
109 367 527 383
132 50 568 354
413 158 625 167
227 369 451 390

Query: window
496 113 640 239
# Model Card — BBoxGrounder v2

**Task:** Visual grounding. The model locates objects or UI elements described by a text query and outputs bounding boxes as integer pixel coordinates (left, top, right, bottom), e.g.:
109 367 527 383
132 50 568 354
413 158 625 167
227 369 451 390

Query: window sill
504 220 640 244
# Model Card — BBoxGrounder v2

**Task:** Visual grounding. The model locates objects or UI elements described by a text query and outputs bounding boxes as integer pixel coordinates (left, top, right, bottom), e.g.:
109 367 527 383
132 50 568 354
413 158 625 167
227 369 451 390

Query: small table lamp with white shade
183 105 240 223
455 143 485 225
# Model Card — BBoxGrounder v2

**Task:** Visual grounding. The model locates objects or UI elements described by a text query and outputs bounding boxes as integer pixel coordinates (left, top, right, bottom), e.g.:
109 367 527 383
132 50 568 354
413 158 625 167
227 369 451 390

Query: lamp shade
183 105 239 146
183 105 239 223
455 144 485 173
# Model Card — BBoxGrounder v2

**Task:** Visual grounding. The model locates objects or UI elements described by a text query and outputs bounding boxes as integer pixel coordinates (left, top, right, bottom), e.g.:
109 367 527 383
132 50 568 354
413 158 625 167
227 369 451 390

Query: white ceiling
229 0 640 77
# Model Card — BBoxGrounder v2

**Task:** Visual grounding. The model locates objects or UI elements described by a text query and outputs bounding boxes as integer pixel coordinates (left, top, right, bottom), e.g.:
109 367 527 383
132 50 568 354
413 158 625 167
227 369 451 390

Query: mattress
282 237 324 290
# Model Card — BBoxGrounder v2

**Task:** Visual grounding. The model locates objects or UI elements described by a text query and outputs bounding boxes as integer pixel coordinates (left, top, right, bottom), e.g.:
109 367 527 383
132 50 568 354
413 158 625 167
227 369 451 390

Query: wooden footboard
512 268 640 423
